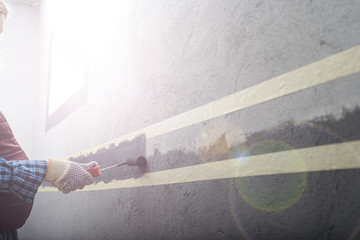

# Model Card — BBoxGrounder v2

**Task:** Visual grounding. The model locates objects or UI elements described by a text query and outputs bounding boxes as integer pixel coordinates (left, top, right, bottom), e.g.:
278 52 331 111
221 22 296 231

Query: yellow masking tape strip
69 45 360 159
39 140 360 192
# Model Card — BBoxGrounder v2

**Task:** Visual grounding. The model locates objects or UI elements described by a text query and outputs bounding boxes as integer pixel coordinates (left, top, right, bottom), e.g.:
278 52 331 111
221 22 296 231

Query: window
46 28 88 131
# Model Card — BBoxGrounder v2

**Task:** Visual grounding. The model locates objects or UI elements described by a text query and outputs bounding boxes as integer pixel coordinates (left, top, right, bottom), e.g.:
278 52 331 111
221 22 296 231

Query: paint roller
87 156 147 177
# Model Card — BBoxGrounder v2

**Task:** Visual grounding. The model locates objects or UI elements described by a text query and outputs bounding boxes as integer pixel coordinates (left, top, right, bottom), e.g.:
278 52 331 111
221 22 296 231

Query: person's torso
0 111 33 230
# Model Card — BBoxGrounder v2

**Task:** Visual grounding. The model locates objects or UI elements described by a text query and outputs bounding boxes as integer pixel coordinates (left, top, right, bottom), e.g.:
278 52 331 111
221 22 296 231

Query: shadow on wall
68 107 360 183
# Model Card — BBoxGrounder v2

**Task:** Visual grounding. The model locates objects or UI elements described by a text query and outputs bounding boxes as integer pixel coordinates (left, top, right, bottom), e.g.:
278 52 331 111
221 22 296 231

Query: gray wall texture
15 0 360 239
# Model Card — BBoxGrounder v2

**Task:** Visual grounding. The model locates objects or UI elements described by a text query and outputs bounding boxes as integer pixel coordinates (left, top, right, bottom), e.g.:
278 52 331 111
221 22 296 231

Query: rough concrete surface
17 0 360 239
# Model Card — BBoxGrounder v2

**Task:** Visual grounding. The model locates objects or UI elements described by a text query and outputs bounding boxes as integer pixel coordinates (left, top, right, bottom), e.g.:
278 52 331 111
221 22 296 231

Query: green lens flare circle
234 140 307 212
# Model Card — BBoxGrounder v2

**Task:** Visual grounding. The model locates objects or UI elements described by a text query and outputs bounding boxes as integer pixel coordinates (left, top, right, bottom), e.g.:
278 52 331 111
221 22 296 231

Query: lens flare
227 122 360 237
348 218 360 240
195 119 245 163
228 178 254 240
238 140 306 212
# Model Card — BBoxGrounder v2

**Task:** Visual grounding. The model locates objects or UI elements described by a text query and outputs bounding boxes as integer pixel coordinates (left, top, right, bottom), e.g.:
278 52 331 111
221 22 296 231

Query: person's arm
44 159 98 193
0 158 98 203
0 158 47 203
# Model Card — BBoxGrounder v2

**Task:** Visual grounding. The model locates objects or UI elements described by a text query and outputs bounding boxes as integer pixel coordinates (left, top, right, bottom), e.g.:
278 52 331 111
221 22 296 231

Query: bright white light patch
48 38 86 115
46 0 124 119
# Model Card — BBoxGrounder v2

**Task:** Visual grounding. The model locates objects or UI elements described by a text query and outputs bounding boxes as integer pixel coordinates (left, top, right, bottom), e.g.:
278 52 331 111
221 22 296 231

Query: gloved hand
44 159 98 193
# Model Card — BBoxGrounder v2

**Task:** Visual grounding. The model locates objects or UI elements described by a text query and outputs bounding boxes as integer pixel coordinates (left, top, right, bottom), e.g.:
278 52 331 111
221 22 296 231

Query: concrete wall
2 0 360 239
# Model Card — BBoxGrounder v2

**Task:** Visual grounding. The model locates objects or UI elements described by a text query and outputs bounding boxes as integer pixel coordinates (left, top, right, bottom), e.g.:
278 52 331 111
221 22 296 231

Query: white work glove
44 159 98 193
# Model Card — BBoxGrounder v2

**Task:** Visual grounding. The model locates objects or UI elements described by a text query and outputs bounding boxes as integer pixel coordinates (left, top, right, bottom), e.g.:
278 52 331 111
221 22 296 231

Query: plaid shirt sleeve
0 158 47 203
0 229 19 240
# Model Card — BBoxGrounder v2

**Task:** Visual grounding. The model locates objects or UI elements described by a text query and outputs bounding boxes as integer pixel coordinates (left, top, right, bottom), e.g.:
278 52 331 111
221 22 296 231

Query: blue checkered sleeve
0 229 19 240
0 158 47 203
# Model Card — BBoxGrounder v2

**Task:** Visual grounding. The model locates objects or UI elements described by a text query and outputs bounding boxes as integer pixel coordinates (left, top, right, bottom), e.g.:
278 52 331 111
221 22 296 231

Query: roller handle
126 157 147 166
88 157 147 177
88 165 101 177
